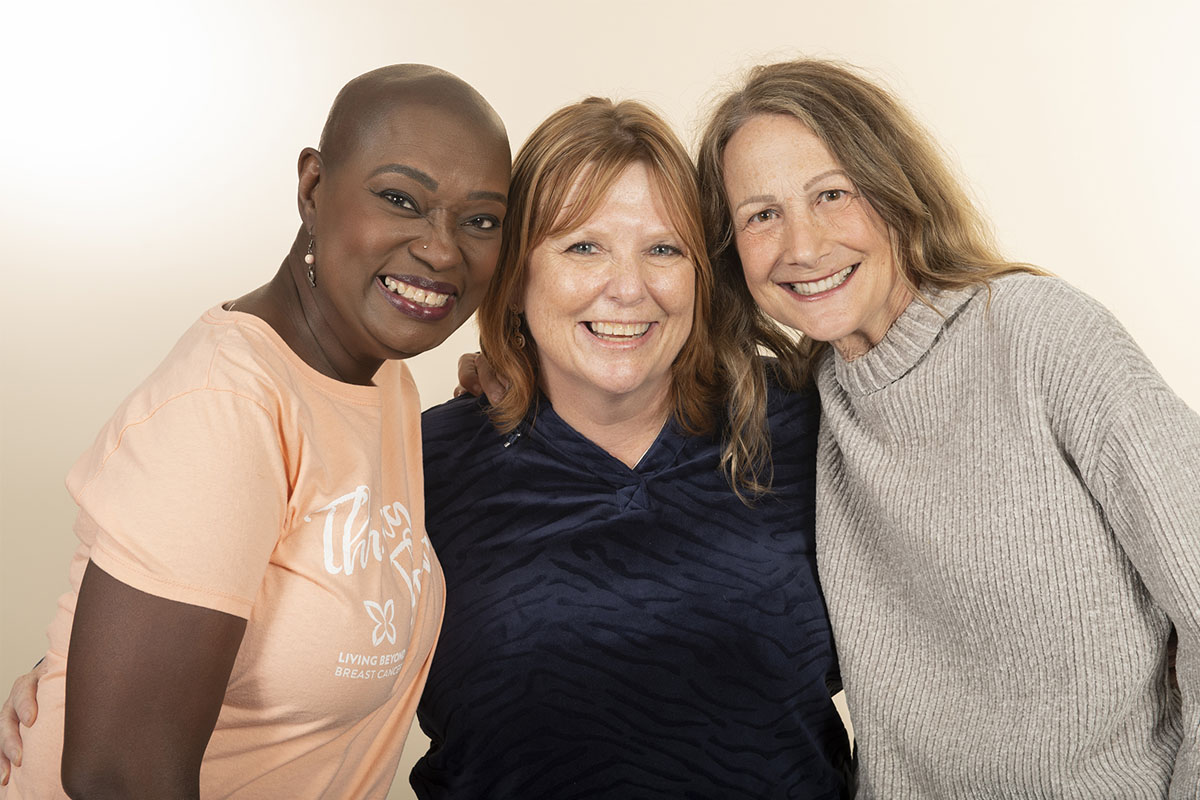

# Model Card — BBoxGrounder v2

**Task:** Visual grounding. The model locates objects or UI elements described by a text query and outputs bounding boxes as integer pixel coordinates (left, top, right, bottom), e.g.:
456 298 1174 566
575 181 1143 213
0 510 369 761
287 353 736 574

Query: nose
604 252 648 305
415 214 463 271
781 210 828 268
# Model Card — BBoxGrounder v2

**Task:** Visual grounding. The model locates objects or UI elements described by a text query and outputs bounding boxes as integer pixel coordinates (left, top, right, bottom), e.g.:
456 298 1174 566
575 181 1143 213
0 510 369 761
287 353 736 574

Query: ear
297 147 323 233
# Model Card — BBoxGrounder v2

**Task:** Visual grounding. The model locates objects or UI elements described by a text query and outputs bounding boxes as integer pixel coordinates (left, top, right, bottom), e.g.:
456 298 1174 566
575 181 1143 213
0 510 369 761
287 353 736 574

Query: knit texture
815 273 1199 798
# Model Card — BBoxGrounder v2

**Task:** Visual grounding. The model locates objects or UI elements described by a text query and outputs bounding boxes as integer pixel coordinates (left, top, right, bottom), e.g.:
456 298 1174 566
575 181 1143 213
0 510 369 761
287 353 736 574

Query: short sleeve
69 388 288 618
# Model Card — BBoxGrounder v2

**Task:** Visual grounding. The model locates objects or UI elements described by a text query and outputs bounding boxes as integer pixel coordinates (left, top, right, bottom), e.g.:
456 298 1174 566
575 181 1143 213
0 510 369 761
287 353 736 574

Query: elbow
60 756 135 800
61 756 198 800
61 766 129 800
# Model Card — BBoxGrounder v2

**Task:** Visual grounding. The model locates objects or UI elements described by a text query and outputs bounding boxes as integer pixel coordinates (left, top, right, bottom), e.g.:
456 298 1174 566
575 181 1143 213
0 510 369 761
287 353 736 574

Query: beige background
2 1 1196 797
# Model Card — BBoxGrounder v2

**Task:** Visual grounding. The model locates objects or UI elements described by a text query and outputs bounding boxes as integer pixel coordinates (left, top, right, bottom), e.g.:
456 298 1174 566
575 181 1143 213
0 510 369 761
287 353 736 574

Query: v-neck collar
517 395 689 489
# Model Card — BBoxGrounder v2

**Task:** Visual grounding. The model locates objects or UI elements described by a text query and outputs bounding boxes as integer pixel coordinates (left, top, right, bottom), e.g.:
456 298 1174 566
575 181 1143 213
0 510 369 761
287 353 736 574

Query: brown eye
466 215 501 231
379 190 417 211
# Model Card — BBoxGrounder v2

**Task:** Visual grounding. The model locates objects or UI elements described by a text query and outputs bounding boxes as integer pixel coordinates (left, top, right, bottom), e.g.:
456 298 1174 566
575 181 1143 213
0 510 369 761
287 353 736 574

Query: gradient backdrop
3 1 1197 797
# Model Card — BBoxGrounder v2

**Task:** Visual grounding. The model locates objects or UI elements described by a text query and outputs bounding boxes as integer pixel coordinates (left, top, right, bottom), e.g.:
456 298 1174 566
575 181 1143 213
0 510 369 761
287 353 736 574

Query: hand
0 657 48 786
453 352 508 405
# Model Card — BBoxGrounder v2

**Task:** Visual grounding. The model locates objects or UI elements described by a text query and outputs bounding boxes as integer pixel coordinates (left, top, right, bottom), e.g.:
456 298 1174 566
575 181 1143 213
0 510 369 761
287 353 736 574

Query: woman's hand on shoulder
0 657 47 786
61 561 247 799
454 352 508 405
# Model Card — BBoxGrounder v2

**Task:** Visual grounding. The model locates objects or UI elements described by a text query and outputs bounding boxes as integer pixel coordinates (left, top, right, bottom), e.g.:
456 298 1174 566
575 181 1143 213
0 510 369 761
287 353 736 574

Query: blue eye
379 190 417 211
649 243 683 257
566 242 599 255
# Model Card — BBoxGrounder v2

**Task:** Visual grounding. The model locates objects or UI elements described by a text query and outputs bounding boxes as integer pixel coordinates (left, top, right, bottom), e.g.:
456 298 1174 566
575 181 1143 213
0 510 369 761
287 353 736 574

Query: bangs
534 154 706 265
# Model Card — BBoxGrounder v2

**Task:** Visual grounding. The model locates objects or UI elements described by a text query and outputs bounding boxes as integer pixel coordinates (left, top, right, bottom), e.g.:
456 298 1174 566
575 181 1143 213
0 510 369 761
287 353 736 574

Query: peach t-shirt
5 307 444 799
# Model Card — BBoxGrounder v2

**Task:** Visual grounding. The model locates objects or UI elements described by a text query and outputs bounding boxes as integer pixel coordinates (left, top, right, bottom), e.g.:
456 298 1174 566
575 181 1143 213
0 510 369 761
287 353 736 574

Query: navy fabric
412 383 851 799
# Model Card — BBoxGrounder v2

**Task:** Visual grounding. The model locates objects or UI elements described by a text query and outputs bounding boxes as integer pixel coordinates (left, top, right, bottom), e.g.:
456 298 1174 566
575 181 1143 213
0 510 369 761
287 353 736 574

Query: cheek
522 268 582 331
734 232 774 283
649 266 695 315
462 237 503 285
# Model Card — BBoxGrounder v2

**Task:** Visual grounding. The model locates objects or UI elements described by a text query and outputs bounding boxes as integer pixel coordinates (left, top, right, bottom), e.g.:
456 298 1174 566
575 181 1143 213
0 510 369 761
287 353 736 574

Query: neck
547 383 673 469
832 284 915 362
227 230 383 386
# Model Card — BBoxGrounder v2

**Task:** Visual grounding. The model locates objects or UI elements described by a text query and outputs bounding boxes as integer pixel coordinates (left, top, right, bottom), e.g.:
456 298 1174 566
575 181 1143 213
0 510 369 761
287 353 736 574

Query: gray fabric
815 273 1199 799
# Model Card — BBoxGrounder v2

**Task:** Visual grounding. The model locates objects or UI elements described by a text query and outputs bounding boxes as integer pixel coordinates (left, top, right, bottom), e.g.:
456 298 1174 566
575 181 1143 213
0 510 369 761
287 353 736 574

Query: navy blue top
412 383 851 799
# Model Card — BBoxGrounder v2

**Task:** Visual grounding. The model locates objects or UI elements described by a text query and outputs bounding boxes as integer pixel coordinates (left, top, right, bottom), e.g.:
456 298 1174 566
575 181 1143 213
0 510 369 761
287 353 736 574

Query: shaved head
318 64 509 172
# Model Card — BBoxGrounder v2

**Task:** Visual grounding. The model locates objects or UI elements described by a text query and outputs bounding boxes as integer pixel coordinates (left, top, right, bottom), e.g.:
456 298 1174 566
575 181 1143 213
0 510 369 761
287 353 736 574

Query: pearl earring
304 238 316 287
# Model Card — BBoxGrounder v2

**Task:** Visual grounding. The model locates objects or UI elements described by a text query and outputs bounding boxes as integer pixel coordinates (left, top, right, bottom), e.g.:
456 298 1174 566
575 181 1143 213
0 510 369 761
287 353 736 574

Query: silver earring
422 244 428 250
304 238 316 287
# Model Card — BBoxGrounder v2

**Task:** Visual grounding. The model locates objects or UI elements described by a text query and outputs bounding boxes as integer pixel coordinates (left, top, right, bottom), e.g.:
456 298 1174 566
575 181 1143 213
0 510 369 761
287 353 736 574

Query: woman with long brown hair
699 58 1199 797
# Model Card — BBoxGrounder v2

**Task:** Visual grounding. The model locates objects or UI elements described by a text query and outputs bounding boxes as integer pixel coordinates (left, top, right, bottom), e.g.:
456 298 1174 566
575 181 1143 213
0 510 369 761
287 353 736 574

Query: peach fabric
4 307 444 799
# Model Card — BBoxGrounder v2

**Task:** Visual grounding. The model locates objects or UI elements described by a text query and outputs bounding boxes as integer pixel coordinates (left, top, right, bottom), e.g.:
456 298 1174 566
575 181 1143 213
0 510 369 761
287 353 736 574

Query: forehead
348 102 510 192
551 162 678 234
723 114 840 186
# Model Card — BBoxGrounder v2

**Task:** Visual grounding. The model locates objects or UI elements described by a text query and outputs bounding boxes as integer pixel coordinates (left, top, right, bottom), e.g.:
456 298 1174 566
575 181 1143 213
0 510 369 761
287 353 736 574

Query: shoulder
102 309 298 429
979 274 1148 366
421 395 509 473
760 369 820 475
981 273 1116 336
968 273 1151 385
764 370 820 436
980 273 1181 431
421 394 494 440
420 396 517 525
118 309 296 408
65 310 337 495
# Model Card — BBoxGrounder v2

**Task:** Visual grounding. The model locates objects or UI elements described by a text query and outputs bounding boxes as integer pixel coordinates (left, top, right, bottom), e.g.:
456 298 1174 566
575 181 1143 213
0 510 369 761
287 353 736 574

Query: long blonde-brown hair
479 97 727 477
696 59 1043 475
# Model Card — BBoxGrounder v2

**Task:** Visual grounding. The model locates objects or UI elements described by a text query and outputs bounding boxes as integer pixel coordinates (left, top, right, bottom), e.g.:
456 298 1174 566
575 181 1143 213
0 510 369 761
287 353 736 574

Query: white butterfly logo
363 599 396 646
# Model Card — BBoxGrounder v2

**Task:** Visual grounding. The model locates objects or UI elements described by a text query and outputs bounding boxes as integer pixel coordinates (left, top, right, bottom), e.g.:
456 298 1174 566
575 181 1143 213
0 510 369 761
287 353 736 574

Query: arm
61 561 246 799
1086 392 1200 790
1028 280 1200 789
0 658 48 786
57 387 287 797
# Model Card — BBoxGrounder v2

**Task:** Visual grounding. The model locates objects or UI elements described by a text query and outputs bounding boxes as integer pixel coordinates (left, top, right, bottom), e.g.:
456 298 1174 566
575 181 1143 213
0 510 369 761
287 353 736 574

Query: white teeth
587 321 651 340
788 265 855 296
383 276 451 308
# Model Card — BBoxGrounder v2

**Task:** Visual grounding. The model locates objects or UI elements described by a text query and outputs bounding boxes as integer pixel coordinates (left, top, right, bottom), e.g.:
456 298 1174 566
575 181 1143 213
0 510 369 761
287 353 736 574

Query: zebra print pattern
412 384 851 799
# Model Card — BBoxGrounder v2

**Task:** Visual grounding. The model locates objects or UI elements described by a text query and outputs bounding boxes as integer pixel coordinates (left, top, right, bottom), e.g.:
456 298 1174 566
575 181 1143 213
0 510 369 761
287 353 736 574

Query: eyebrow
370 163 437 190
734 194 776 213
803 169 847 191
732 169 850 213
468 190 508 204
368 164 507 204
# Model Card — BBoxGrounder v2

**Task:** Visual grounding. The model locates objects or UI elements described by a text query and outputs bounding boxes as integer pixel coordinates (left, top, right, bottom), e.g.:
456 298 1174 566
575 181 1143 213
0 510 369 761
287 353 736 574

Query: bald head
318 64 509 172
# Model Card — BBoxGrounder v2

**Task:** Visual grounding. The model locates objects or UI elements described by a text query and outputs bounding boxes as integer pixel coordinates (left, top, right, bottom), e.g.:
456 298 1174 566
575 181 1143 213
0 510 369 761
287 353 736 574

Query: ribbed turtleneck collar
829 283 982 397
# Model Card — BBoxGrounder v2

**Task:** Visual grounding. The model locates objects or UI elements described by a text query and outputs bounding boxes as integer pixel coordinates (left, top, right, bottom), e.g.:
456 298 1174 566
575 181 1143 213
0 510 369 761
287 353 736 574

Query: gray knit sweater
815 273 1199 798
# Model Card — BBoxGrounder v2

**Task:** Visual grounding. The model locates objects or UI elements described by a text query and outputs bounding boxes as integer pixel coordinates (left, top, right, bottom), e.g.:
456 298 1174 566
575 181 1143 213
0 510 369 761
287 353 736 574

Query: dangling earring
509 304 525 349
304 238 316 287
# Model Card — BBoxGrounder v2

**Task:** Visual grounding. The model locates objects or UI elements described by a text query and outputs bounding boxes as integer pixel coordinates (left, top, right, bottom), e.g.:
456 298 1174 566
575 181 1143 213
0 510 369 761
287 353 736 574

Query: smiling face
306 100 510 363
722 113 912 360
521 161 696 412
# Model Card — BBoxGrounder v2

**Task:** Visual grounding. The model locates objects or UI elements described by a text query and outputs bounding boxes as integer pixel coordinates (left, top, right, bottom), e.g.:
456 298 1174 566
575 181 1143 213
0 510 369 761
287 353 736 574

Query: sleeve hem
89 547 256 619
